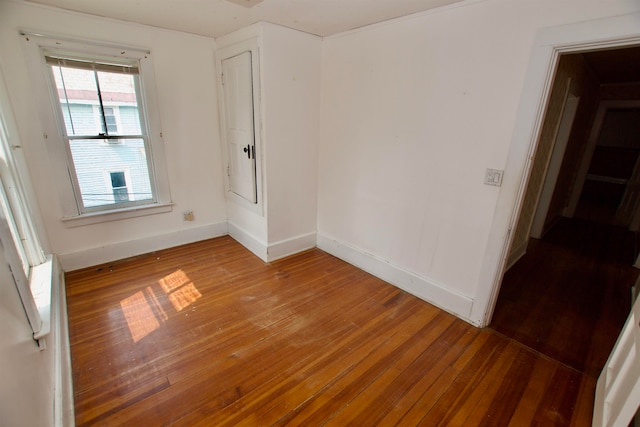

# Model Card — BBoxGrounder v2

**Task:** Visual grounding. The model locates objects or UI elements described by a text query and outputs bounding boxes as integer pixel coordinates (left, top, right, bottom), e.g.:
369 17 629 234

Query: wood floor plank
264 300 436 426
211 295 437 426
506 355 559 427
65 235 597 426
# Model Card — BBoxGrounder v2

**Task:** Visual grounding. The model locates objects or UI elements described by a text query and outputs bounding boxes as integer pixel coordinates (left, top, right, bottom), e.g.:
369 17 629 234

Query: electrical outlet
183 211 194 221
484 169 504 186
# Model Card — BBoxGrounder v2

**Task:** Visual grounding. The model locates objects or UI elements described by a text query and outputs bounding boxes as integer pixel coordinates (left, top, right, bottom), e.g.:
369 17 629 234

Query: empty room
1 0 640 425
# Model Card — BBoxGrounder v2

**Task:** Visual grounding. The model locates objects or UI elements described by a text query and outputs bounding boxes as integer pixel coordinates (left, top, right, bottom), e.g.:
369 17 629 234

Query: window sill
62 202 174 228
31 255 53 347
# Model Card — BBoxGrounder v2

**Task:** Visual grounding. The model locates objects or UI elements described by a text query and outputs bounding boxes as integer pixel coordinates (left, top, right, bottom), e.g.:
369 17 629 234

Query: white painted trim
593 293 640 427
267 232 316 262
58 220 228 271
473 12 640 327
31 256 53 342
51 255 74 427
62 202 174 228
317 233 474 323
227 221 268 261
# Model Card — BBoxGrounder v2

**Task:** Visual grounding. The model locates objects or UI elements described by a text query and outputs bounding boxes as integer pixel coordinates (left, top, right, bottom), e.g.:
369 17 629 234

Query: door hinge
226 164 230 177
220 73 224 86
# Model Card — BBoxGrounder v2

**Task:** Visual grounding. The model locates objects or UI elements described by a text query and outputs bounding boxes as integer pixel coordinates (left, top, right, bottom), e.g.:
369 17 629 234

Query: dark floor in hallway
490 216 638 378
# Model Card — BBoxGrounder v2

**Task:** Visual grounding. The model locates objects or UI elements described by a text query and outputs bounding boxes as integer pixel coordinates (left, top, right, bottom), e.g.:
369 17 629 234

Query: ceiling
24 0 468 38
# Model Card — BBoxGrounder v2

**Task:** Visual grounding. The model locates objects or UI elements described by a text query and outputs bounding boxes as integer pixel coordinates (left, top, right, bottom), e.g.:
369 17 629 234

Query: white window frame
21 32 172 227
0 69 50 347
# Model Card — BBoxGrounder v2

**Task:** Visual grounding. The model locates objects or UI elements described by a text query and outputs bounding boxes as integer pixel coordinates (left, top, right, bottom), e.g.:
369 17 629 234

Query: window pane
51 66 99 136
69 138 152 208
97 71 141 135
51 66 142 137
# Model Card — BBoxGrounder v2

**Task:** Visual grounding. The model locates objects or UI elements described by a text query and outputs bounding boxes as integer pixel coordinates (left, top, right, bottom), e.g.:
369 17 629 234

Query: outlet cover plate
484 169 504 186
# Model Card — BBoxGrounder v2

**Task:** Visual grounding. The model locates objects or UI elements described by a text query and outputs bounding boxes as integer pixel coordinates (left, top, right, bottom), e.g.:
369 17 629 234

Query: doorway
490 46 640 377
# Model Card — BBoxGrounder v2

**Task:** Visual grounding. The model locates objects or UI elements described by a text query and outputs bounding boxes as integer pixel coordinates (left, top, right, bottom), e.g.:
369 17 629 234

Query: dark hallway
490 45 640 382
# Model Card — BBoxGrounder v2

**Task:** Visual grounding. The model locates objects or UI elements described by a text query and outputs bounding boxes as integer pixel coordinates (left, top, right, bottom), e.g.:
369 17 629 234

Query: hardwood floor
491 217 637 379
66 236 595 426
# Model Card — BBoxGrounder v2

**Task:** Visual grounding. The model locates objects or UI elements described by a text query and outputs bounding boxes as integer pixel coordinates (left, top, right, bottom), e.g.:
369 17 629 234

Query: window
109 171 130 202
0 84 46 276
103 106 118 134
21 33 172 225
0 74 49 344
47 54 155 212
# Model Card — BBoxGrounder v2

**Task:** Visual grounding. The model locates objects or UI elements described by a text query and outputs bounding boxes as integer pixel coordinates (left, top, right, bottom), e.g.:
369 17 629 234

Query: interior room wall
261 23 321 255
0 1 228 271
0 243 55 426
317 0 640 323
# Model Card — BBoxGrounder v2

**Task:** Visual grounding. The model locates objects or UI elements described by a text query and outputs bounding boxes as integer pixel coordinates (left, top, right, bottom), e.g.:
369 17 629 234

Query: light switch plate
484 169 504 186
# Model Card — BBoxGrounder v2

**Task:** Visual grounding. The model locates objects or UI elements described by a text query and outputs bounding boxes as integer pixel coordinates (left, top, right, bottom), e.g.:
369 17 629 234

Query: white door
593 293 640 427
222 51 257 203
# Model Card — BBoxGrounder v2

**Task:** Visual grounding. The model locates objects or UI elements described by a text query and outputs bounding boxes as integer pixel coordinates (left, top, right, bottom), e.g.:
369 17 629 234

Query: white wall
317 0 640 324
0 1 227 270
0 252 50 426
261 23 321 257
0 248 73 427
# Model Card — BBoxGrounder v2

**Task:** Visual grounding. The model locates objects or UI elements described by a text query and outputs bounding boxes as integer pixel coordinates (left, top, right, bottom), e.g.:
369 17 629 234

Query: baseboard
58 221 229 271
505 239 528 271
267 232 316 262
52 255 74 427
228 221 268 261
316 233 474 322
227 225 316 262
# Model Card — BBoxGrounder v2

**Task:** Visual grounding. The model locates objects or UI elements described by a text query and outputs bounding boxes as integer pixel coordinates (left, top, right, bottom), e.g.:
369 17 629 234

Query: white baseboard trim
267 232 316 262
58 221 229 271
316 233 474 322
505 239 528 271
52 255 74 427
228 221 268 261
